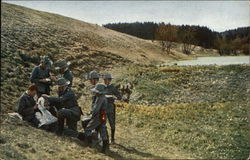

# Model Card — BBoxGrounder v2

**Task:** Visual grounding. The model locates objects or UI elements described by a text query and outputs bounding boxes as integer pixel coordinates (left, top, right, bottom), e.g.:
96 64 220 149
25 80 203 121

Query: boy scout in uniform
88 71 100 109
42 78 81 135
103 73 121 144
30 56 55 97
82 83 109 153
81 71 100 128
17 84 39 127
55 60 73 87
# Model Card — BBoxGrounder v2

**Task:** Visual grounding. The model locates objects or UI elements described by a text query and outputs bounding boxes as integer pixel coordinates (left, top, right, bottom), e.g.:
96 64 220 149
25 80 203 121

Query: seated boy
17 84 39 127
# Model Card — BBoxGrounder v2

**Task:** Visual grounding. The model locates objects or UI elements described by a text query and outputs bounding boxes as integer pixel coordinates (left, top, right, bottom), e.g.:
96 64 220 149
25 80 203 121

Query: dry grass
1 2 248 160
112 64 250 106
1 2 182 64
0 115 112 160
2 99 248 159
115 101 249 159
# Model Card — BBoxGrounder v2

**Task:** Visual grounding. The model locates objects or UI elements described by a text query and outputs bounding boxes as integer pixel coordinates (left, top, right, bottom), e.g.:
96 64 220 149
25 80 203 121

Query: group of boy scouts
17 56 122 153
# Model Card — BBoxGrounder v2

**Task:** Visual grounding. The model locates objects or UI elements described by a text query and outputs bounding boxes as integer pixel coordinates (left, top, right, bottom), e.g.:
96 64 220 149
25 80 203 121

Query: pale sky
3 1 250 32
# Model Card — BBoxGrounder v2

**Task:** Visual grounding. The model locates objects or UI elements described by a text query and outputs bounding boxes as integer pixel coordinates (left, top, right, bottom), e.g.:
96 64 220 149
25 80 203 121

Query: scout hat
55 60 70 70
40 56 53 67
90 83 107 94
57 78 70 87
102 73 112 80
88 71 100 80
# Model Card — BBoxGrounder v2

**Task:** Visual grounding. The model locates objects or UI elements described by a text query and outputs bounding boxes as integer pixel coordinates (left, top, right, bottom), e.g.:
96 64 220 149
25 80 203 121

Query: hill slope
1 65 249 159
2 2 249 160
0 3 192 159
1 2 189 112
111 64 250 159
1 2 183 64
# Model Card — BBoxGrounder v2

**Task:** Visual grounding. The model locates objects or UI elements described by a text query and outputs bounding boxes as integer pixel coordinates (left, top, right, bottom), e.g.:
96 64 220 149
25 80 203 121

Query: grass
1 2 250 160
113 64 250 106
0 115 111 160
1 64 249 159
109 64 250 159
116 101 250 159
1 2 132 113
1 99 249 159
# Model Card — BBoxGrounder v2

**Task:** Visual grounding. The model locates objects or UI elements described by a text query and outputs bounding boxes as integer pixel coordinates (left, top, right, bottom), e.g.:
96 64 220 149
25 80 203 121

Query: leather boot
86 136 92 146
101 140 109 153
77 132 85 141
111 129 115 144
56 117 64 136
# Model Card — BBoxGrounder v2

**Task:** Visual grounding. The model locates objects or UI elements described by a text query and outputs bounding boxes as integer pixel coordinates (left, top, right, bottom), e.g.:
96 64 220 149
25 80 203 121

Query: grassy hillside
1 3 180 63
111 65 250 159
113 65 250 105
1 2 187 113
1 65 249 160
1 2 249 160
0 2 217 113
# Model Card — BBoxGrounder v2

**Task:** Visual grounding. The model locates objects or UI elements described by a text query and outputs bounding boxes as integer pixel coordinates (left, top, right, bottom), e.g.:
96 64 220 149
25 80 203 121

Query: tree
231 37 242 55
104 22 249 55
178 26 197 55
155 23 177 53
103 22 158 40
215 37 234 55
241 43 250 55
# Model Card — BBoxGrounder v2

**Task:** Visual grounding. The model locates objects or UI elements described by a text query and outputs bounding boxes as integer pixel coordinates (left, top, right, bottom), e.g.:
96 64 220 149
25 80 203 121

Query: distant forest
103 22 249 55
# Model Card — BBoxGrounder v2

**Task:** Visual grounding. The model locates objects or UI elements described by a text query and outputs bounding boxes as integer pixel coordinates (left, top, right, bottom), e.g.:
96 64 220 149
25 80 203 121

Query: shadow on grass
71 138 162 159
106 149 126 160
2 116 163 159
71 138 125 159
111 143 165 159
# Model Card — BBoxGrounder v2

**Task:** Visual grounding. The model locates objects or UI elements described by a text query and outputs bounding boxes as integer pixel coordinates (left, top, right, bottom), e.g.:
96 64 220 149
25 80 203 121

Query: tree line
103 22 249 55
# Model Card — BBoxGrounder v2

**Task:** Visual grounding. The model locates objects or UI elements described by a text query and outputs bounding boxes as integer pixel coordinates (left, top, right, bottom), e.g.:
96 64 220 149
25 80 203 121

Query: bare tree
215 37 234 55
179 28 197 55
155 23 177 54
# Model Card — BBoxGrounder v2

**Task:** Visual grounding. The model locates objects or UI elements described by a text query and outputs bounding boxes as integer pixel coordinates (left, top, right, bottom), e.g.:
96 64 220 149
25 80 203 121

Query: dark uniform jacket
17 92 36 121
63 70 73 87
91 95 108 122
48 87 81 118
30 66 51 94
